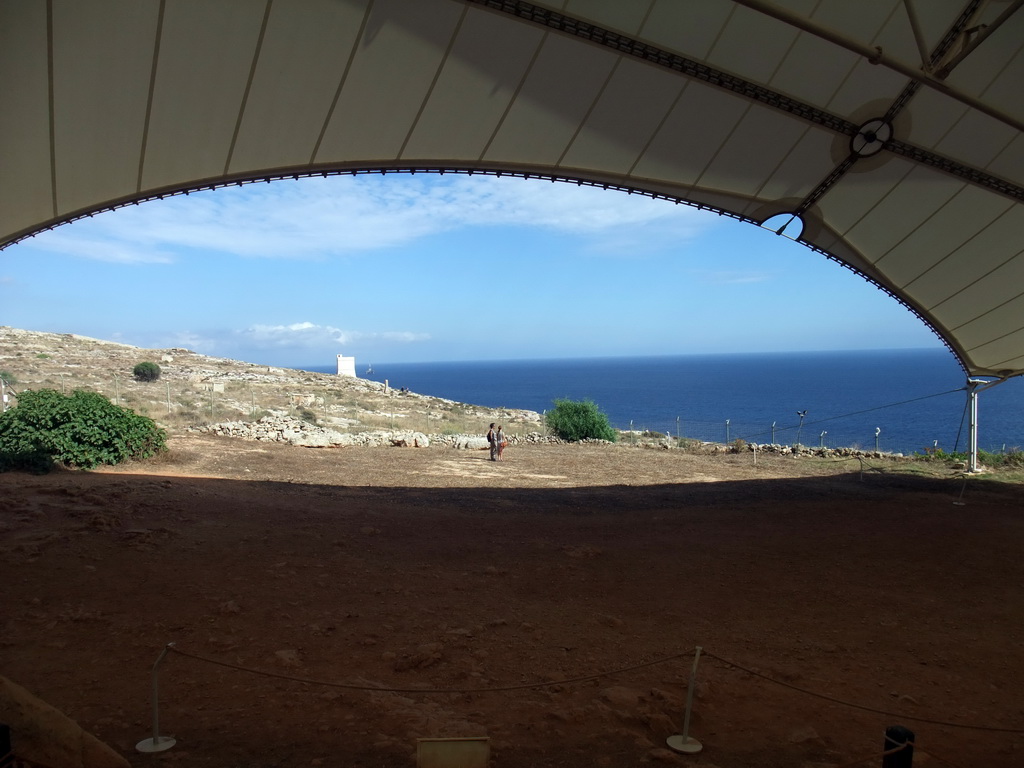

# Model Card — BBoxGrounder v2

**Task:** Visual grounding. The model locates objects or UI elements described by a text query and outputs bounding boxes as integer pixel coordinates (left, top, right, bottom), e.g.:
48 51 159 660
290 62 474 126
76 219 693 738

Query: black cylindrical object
883 725 914 767
0 722 12 768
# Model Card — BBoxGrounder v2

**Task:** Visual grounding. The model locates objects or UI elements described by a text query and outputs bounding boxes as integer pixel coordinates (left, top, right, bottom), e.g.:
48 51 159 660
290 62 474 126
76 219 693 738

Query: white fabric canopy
1 0 1021 377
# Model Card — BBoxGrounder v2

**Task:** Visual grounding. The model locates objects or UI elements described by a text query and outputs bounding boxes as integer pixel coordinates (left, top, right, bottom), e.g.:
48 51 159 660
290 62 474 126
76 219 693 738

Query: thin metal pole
965 376 1012 473
682 646 702 741
666 646 703 754
136 643 177 753
968 385 979 473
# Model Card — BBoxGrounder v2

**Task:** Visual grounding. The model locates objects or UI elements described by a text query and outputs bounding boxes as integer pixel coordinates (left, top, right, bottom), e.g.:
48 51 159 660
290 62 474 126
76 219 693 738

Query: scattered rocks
274 649 303 668
788 725 822 744
190 416 560 450
189 416 434 448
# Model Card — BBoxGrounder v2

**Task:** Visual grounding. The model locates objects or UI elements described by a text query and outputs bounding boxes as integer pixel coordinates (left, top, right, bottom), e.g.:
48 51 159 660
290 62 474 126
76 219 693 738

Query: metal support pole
666 646 703 754
965 376 1011 473
136 643 177 753
968 384 979 473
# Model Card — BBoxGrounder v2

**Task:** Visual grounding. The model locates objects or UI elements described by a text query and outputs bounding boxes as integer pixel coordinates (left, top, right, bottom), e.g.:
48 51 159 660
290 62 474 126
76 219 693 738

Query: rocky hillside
0 327 542 438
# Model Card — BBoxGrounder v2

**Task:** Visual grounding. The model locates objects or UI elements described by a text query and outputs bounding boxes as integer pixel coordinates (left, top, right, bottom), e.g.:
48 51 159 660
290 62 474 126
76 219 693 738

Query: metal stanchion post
666 646 703 754
136 643 177 753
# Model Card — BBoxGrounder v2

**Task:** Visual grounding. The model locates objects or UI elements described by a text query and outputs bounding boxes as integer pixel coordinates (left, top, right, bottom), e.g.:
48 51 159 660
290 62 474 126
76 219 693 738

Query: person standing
496 425 507 461
486 422 497 461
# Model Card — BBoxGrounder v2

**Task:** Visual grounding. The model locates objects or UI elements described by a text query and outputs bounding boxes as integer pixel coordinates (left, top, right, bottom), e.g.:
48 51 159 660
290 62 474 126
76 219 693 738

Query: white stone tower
336 354 356 377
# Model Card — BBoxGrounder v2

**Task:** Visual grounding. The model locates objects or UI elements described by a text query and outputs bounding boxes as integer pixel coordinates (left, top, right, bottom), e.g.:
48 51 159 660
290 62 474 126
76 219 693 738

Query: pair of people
486 422 507 461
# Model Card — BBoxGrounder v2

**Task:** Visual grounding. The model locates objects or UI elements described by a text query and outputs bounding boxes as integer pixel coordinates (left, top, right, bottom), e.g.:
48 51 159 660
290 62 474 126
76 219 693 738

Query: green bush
918 447 1024 468
0 370 17 386
0 388 167 472
133 361 162 382
545 398 618 442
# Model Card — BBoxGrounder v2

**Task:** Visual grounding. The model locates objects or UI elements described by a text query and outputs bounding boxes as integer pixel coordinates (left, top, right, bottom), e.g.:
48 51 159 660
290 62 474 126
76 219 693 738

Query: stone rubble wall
188 417 906 459
738 443 907 459
187 416 569 449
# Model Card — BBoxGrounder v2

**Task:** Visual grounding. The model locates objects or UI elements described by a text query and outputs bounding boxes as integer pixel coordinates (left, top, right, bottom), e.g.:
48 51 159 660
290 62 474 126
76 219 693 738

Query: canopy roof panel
1 0 1022 377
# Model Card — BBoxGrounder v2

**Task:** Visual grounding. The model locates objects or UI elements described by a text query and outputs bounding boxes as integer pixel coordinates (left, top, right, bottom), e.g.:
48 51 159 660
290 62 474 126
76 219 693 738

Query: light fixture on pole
795 410 807 447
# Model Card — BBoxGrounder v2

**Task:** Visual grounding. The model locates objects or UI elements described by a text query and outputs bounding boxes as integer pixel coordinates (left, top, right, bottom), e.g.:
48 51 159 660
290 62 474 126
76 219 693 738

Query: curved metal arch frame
2 163 962 373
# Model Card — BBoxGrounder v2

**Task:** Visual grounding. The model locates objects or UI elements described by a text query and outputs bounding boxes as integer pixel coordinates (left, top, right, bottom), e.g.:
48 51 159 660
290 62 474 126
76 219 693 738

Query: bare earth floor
1 435 1023 767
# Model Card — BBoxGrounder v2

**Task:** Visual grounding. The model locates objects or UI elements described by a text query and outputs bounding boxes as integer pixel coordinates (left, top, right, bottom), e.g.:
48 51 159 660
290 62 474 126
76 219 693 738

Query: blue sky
1 173 942 368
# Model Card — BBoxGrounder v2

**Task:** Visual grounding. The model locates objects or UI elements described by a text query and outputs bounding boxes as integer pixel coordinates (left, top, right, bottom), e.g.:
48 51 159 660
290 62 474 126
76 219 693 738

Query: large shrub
545 398 618 442
133 361 161 382
0 388 167 472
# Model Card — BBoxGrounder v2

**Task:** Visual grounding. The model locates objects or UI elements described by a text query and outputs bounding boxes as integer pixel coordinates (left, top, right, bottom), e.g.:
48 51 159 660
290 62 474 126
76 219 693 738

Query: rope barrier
702 650 1024 733
168 644 1024 735
167 645 693 694
146 643 1018 768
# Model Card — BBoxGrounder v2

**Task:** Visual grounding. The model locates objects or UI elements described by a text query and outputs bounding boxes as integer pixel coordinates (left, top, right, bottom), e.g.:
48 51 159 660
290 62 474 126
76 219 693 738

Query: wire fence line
7 373 1018 456
615 387 1003 457
633 417 938 456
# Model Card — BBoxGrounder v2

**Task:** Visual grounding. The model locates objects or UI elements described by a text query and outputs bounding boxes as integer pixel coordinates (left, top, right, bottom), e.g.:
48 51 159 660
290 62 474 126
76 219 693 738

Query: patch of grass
916 447 1024 469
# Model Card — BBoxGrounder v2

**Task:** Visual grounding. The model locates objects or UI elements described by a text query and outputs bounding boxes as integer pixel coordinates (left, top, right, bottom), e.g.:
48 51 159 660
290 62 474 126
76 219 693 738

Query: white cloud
20 229 175 264
144 330 224 355
18 174 717 263
240 322 429 349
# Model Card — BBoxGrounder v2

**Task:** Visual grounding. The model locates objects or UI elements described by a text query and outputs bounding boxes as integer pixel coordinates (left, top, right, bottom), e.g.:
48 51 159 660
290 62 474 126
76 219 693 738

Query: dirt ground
1 435 1023 768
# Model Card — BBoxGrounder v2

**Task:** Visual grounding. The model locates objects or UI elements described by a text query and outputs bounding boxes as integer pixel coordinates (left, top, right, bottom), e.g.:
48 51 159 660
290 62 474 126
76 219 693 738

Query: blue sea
307 349 1024 455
